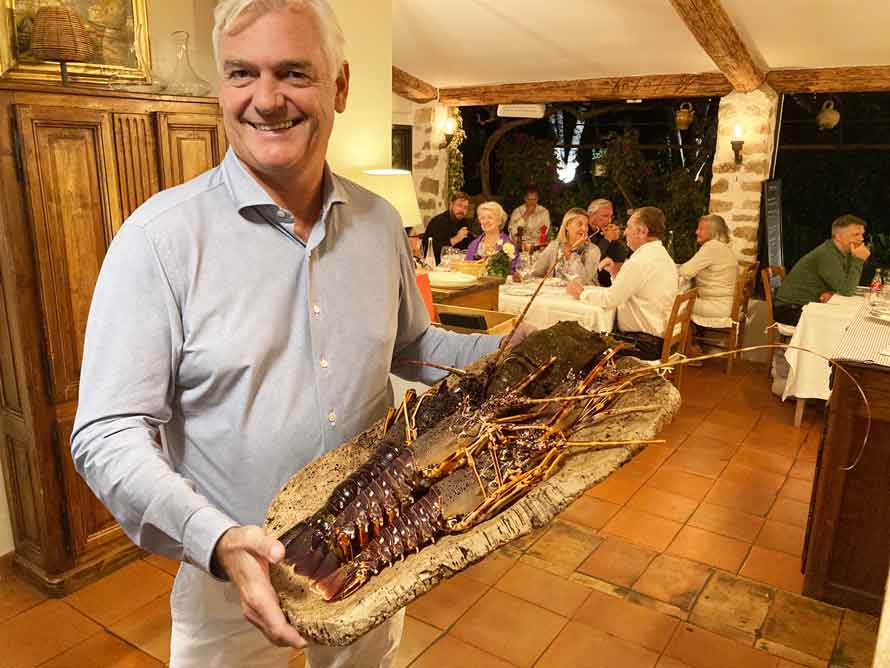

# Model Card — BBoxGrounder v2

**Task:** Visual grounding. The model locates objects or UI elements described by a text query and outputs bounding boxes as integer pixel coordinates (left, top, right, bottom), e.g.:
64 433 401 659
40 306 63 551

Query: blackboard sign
762 179 784 271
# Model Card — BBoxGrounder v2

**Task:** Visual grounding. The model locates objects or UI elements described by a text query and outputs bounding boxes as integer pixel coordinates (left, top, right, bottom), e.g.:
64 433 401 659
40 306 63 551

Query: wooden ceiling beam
392 66 438 103
767 66 890 93
669 0 765 92
437 72 732 106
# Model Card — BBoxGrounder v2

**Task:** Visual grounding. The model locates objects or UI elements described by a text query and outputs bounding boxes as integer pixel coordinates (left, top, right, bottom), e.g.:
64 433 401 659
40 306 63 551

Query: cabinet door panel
157 112 226 188
113 113 161 218
16 105 122 404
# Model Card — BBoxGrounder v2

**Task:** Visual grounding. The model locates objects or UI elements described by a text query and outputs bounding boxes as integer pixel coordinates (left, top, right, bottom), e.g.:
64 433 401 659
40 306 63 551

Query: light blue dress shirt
71 149 500 574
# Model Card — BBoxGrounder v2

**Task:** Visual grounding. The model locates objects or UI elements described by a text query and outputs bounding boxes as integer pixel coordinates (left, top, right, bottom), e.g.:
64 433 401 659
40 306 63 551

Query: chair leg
794 398 805 428
726 327 737 375
766 330 775 377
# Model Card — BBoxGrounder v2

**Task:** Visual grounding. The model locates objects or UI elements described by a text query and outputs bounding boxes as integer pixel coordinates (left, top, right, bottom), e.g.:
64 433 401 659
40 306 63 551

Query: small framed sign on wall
392 124 412 171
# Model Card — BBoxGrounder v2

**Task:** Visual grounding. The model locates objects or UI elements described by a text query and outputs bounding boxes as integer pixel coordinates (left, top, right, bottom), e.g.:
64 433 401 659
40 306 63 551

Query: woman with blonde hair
528 207 601 284
465 201 519 272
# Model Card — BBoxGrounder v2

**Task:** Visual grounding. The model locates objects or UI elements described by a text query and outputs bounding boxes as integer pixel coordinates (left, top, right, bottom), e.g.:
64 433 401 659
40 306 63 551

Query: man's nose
254 75 286 115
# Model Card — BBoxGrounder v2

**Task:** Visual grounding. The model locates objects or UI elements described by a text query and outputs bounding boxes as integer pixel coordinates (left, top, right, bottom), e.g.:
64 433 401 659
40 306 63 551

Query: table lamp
350 169 423 231
30 6 92 86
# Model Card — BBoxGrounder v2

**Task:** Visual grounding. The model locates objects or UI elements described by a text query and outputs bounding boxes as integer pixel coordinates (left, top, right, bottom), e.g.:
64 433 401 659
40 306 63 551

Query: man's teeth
253 120 296 131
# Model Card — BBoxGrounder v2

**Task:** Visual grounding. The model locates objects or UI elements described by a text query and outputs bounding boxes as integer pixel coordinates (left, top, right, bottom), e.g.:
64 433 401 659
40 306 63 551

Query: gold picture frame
0 0 151 85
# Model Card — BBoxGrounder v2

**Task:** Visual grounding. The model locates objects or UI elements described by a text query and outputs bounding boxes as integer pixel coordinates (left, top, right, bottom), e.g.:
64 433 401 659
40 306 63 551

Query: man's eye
286 71 309 81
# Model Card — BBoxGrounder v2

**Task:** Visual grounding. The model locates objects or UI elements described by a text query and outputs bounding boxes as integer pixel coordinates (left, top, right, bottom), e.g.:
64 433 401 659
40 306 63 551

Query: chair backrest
732 260 760 323
761 265 786 326
661 288 698 363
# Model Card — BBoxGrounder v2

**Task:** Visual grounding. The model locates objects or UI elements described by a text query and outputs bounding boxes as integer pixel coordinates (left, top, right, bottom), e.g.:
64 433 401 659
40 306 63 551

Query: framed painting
0 0 151 85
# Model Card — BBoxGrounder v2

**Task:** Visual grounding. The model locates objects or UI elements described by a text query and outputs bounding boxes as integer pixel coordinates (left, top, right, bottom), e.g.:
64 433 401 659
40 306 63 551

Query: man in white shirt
508 185 551 243
567 206 678 360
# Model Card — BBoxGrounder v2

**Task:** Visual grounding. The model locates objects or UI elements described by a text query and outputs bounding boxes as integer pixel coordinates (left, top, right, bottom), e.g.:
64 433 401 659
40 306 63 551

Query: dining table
782 293 865 425
498 282 616 333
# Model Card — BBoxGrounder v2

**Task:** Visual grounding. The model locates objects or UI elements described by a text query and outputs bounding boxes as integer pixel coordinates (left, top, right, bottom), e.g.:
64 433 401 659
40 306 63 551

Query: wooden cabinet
431 277 504 312
803 361 890 614
0 83 226 595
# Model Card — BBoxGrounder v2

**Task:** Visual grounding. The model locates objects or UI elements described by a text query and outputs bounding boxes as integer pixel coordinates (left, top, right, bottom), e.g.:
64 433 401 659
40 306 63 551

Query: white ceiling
392 0 890 89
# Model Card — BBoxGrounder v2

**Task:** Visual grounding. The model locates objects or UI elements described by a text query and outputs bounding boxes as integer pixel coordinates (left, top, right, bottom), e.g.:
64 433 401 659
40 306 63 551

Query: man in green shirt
775 214 870 325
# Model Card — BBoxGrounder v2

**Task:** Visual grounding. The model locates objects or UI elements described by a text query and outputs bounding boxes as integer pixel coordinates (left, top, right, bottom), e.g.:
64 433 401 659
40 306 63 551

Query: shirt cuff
182 505 239 578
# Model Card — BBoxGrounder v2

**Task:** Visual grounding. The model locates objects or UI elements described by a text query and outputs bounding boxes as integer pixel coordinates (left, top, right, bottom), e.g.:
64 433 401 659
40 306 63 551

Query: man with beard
70 1 515 665
421 190 473 264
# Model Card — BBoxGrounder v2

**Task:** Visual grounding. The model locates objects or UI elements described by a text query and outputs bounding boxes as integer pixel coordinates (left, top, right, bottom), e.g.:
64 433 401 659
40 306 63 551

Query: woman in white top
680 214 738 329
529 208 600 284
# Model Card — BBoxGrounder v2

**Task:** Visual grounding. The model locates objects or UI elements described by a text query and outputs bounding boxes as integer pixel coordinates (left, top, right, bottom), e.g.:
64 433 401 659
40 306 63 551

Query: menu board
762 179 784 270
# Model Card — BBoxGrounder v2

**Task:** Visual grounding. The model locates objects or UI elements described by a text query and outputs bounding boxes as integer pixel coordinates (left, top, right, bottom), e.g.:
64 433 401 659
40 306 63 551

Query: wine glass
440 246 454 271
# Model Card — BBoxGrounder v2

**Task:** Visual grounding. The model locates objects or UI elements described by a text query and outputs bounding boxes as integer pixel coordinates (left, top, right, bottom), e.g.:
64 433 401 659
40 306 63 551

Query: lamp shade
351 169 422 229
30 6 91 63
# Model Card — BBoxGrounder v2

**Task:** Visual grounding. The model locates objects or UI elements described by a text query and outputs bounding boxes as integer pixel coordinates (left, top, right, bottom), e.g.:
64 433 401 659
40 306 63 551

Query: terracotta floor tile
520 520 603 576
720 463 787 495
633 554 713 611
450 589 566 667
705 478 777 517
108 595 171 663
647 468 715 502
510 527 547 553
395 616 441 668
495 562 590 617
559 495 621 531
731 448 794 477
768 498 810 529
38 631 161 667
787 460 815 481
687 503 765 543
690 420 752 446
779 478 813 504
627 486 700 523
601 507 683 552
408 576 488 630
586 468 648 504
0 572 46 623
797 439 821 464
755 520 806 558
739 546 804 594
759 591 843 661
64 560 173 626
409 634 515 668
745 422 807 450
664 449 729 479
535 621 659 668
667 525 751 573
144 554 180 577
289 651 306 667
832 610 879 668
689 572 774 644
0 600 101 668
573 588 679 652
656 658 694 668
679 435 740 461
707 408 760 432
657 423 693 446
461 550 516 586
666 623 780 668
576 537 657 588
632 444 677 471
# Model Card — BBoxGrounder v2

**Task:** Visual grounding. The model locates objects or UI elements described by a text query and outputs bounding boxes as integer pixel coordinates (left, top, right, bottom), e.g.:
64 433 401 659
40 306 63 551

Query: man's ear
334 61 350 113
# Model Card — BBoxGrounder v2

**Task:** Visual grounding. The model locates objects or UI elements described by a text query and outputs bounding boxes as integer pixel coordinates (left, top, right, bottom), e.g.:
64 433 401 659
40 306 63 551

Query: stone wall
412 102 449 229
707 84 780 262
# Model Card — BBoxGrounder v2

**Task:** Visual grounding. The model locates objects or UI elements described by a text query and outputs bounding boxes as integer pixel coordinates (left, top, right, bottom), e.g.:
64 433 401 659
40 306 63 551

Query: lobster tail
314 560 372 602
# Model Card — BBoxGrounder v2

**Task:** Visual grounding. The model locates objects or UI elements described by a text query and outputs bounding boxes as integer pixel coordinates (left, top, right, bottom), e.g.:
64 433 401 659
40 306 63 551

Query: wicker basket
31 7 92 63
452 259 488 278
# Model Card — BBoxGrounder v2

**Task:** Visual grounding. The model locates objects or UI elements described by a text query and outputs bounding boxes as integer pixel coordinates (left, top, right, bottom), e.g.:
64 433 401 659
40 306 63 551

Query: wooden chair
694 261 760 374
761 265 797 375
660 288 698 389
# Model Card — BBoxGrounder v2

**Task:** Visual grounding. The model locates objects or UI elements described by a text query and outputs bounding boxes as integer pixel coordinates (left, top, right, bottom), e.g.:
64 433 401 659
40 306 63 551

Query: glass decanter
164 30 210 96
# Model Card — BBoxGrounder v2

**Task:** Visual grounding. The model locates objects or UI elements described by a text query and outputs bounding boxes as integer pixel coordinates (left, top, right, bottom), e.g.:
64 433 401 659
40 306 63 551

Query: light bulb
443 116 457 135
733 123 743 140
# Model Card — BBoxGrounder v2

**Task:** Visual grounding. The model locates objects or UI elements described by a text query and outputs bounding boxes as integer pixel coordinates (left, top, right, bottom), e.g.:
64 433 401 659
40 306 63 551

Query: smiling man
70 1 506 666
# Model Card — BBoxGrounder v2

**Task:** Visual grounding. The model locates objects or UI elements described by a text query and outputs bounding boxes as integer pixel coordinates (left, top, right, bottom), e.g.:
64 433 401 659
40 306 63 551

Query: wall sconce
730 123 744 164
439 112 457 149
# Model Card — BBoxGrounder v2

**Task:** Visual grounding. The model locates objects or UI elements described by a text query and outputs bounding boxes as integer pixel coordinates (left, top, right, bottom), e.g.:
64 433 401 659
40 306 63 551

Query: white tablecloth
783 295 864 401
498 284 616 333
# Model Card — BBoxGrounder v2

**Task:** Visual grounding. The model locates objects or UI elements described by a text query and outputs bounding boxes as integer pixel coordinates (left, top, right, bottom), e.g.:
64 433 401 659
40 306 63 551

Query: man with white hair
586 199 626 286
71 1 509 665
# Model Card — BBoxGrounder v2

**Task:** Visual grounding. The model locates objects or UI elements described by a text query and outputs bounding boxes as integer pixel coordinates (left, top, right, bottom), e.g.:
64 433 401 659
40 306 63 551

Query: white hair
701 214 730 243
476 201 508 227
212 0 346 78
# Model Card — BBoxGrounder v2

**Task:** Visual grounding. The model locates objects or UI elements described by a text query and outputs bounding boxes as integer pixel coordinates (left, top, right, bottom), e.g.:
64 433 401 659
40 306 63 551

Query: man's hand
603 224 621 242
566 279 584 299
450 226 469 245
214 526 307 649
597 257 618 276
851 242 871 261
501 322 537 350
819 291 835 303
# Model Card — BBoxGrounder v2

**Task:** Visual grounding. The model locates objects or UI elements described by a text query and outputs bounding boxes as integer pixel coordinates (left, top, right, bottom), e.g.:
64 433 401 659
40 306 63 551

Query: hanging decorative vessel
817 100 840 130
675 102 695 130
164 31 210 96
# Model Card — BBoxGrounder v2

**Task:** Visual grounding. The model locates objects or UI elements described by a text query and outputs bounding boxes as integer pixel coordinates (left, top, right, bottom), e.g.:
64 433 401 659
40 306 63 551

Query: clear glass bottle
164 31 210 96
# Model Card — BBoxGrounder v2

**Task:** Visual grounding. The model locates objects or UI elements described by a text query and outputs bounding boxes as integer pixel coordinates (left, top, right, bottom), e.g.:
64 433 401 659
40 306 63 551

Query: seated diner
465 201 520 272
528 207 601 284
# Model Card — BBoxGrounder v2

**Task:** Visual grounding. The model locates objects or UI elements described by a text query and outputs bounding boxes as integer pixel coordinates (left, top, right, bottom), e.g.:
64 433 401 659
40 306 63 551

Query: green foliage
447 111 467 197
872 233 890 270
485 240 516 278
496 132 559 209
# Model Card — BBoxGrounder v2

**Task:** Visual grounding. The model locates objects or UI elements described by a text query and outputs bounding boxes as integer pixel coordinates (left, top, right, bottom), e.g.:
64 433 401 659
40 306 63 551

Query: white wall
0 0 393 560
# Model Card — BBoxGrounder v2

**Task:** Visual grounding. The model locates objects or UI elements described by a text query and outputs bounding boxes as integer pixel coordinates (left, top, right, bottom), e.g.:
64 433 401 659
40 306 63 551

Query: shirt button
276 209 287 218
328 411 336 424
320 358 329 368
313 304 321 315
